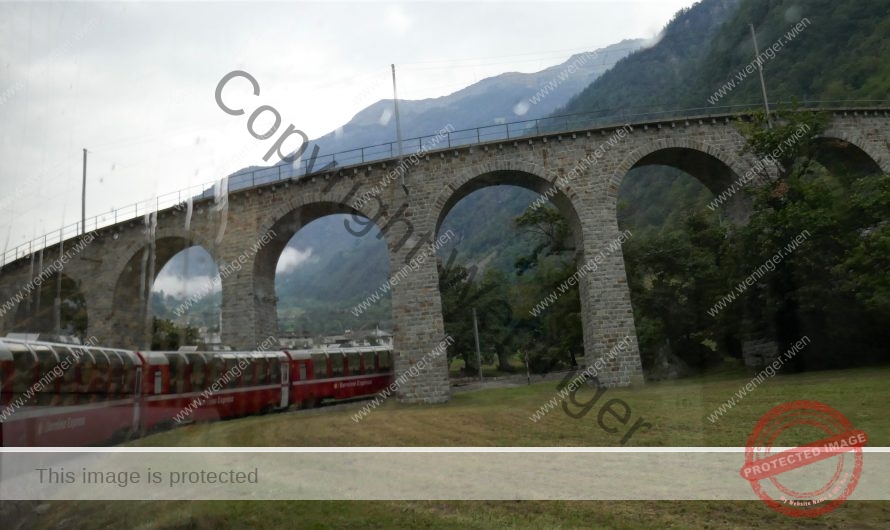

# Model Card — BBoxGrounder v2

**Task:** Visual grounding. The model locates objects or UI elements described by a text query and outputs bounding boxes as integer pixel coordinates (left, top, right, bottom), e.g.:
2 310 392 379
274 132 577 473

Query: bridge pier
579 216 644 387
382 201 452 404
80 273 141 349
220 260 278 351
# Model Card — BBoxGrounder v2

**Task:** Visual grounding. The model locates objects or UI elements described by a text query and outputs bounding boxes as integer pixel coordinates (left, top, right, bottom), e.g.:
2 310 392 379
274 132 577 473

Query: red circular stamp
740 400 867 517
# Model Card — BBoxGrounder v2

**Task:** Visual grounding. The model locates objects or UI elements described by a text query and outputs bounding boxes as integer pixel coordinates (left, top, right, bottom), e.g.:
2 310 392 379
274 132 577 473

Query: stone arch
429 161 647 388
609 139 754 202
110 234 218 349
816 129 888 176
431 161 586 250
430 164 597 365
251 196 393 339
106 223 217 286
608 138 758 223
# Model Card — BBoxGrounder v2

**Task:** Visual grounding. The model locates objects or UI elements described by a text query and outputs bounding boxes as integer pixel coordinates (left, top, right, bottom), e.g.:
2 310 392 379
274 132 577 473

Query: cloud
384 6 412 34
153 274 219 298
0 0 700 251
276 246 313 274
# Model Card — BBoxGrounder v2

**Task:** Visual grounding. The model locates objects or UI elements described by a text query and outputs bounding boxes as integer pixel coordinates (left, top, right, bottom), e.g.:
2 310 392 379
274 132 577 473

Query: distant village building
278 332 314 349
355 327 393 347
309 326 394 349
197 326 221 346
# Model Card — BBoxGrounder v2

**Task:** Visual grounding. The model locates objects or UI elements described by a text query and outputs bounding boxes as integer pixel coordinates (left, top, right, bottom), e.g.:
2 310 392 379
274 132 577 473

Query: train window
33 346 58 404
167 355 186 394
224 358 239 389
107 351 124 396
93 351 111 394
208 357 223 389
298 362 307 381
332 354 344 378
242 356 257 386
254 357 268 384
11 344 34 394
311 354 328 379
378 350 392 373
347 352 361 376
363 351 375 375
59 348 79 395
269 358 281 384
78 356 96 390
190 355 206 390
119 355 135 395
33 346 57 377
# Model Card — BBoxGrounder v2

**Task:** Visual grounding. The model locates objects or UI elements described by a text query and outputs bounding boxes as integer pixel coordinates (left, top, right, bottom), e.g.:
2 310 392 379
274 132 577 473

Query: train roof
150 350 288 364
283 345 393 358
0 337 140 364
0 338 394 363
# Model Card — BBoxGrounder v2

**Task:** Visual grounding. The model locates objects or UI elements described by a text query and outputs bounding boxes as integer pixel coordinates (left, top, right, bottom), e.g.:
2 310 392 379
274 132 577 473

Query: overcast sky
0 0 698 253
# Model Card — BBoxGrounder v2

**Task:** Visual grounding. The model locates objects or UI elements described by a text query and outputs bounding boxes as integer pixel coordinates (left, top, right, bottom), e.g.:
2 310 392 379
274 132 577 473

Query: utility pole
391 64 408 194
81 148 88 235
750 24 772 129
54 230 63 335
472 308 484 383
525 350 530 386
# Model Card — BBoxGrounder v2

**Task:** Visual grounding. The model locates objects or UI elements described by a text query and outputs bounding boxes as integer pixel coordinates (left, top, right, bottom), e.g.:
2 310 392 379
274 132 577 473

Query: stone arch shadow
608 139 759 224
815 130 888 176
11 271 88 338
432 163 587 251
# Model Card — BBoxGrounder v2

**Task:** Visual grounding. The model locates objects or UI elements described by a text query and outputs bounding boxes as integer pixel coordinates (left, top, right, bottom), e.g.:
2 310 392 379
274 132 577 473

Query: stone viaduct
1 108 888 403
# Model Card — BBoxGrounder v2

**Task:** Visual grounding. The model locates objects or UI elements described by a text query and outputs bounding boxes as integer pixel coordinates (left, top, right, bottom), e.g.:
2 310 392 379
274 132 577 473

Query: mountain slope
308 40 646 156
558 0 743 114
156 40 649 334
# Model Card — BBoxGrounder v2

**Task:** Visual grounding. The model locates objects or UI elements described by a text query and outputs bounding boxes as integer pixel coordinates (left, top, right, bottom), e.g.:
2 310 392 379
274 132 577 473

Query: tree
511 206 582 372
438 255 491 374
737 111 828 371
622 211 729 371
513 206 571 275
151 318 199 351
737 111 890 370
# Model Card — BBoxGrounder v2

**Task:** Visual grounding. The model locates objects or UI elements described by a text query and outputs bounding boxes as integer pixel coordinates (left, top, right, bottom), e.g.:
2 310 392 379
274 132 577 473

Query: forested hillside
561 0 890 114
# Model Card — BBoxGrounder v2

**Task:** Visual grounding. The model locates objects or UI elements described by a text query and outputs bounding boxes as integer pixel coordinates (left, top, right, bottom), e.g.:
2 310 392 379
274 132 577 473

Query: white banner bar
1 450 888 501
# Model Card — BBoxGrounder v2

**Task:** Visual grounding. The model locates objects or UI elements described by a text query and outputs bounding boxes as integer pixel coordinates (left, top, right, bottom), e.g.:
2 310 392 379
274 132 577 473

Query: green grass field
27 366 890 529
131 365 890 448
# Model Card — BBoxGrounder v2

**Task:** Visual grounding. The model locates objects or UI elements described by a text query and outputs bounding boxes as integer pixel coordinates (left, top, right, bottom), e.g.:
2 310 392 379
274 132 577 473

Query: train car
0 337 396 446
140 349 290 429
0 338 142 447
286 345 394 407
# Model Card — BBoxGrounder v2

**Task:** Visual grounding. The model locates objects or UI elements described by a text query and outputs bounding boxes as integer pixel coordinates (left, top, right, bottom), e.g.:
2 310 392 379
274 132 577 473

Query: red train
0 338 394 446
